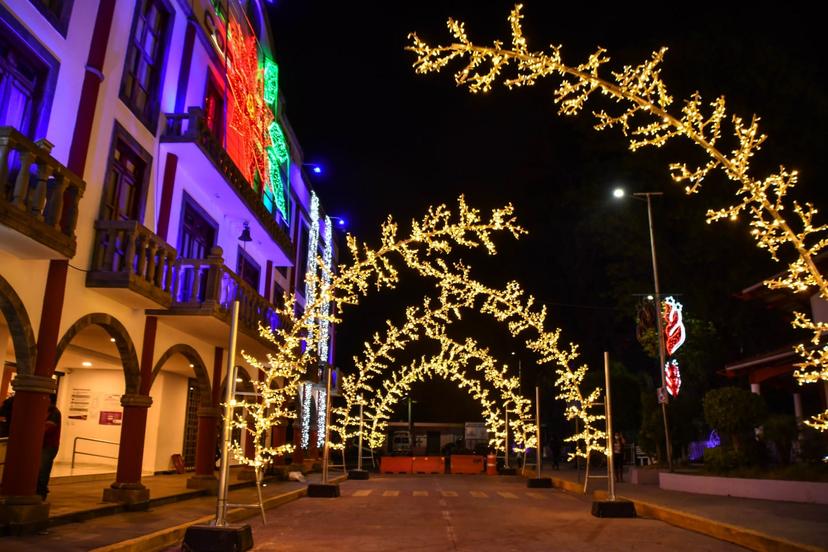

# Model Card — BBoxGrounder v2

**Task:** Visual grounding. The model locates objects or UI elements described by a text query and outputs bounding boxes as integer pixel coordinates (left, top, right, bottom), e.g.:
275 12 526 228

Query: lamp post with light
613 188 673 471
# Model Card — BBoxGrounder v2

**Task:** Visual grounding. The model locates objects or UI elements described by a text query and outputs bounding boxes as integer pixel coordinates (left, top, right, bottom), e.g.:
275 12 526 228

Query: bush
799 426 828 464
762 414 798 465
703 387 766 451
703 447 752 473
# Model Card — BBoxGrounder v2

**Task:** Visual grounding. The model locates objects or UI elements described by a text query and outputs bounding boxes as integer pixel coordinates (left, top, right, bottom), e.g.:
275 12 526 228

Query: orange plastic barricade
450 455 485 474
412 456 445 474
380 456 413 474
486 453 497 475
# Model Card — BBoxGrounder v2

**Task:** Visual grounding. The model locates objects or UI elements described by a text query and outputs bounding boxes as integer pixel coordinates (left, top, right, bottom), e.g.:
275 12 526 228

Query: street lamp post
616 189 673 471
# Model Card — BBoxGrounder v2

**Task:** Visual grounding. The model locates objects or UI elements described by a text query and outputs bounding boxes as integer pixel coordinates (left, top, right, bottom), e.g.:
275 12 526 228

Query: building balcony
0 127 85 259
160 108 293 266
86 220 177 308
148 247 287 353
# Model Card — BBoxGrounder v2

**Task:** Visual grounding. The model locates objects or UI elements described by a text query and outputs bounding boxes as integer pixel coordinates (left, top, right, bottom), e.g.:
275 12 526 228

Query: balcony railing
86 220 177 307
161 108 292 255
0 127 85 258
171 247 285 341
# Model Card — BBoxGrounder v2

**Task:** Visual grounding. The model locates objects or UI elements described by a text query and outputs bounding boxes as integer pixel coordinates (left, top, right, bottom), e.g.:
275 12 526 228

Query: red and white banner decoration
661 296 686 397
664 359 682 397
662 296 686 356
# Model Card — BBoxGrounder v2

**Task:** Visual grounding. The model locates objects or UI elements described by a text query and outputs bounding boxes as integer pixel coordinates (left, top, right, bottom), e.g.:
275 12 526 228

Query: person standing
38 394 61 501
612 432 626 482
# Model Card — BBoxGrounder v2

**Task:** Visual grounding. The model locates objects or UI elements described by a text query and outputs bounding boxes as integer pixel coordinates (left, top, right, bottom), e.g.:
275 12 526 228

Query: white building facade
0 0 335 532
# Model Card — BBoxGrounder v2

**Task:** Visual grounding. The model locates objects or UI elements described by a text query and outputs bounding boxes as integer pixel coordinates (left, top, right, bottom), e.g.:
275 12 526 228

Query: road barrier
450 455 485 474
412 456 445 474
380 456 413 474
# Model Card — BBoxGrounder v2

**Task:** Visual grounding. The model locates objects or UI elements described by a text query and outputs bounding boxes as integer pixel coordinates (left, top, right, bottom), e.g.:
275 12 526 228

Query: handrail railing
88 219 177 305
0 127 86 257
172 246 286 338
71 437 119 469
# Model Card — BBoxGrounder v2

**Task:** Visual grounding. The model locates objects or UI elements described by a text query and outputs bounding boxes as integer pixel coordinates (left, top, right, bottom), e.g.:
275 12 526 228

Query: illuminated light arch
237 198 600 471
363 335 535 454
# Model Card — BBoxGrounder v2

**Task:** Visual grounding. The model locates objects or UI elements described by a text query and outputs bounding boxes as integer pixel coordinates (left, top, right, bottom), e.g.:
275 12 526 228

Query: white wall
55 368 124 467
151 371 189 471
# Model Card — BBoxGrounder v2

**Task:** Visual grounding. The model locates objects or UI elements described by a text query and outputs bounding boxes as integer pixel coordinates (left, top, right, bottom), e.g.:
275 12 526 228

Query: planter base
527 477 553 488
182 524 253 551
348 469 370 480
591 499 636 518
307 483 340 498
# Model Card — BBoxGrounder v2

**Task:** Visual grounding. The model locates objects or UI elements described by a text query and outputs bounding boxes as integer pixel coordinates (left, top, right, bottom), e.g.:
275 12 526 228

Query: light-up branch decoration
230 198 540 469
332 258 605 461
364 334 535 453
408 5 828 430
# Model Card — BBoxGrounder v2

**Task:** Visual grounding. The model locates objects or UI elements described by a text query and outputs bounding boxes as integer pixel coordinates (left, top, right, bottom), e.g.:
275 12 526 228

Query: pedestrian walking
612 432 625 482
38 394 61 501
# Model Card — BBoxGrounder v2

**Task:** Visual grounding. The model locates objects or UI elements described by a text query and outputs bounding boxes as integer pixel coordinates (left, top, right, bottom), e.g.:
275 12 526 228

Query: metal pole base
307 483 340 498
347 469 370 480
182 524 253 551
591 500 636 518
527 477 553 488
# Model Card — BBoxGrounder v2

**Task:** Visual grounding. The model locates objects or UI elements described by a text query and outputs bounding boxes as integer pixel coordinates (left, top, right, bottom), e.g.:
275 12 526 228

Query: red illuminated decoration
662 296 686 356
225 19 274 192
664 359 682 397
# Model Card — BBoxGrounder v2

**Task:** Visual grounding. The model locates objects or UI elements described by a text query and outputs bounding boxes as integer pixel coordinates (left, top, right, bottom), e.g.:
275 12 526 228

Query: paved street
247 475 744 551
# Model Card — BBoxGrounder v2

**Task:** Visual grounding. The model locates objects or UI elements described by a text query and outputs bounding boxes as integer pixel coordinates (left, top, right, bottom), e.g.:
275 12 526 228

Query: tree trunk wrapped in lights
231 197 602 471
407 5 828 431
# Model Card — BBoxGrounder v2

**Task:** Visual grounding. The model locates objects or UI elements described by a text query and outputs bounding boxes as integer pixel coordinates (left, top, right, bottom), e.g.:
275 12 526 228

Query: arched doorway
148 345 212 471
51 313 139 476
0 274 37 430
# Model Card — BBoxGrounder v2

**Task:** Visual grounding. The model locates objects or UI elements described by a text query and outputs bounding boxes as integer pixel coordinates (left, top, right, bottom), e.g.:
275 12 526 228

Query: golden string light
408 5 828 431
235 197 602 470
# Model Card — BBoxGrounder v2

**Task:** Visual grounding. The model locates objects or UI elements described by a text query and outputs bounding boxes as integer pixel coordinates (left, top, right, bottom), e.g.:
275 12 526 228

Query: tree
703 387 766 452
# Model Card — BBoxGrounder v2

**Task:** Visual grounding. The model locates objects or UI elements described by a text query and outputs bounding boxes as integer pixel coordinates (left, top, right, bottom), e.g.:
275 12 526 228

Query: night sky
266 2 827 426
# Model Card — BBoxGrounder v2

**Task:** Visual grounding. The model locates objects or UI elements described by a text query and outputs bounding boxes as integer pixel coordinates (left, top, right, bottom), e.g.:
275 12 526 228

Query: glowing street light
613 188 673 471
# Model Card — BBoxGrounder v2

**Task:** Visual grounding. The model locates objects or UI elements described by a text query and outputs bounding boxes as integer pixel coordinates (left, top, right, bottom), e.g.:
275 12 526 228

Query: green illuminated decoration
264 57 279 105
269 121 290 165
267 147 289 221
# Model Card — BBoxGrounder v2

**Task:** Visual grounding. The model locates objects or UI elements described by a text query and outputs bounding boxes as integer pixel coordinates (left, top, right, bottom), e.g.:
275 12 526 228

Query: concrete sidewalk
541 465 828 552
1 471 347 551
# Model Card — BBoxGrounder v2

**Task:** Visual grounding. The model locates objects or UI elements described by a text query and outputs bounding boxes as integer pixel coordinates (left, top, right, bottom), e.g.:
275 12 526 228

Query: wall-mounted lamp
303 163 323 175
238 221 252 246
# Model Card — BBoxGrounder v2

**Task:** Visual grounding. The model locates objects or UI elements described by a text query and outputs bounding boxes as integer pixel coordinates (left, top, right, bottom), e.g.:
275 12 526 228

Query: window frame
27 0 74 37
0 3 59 141
118 0 175 133
99 122 153 223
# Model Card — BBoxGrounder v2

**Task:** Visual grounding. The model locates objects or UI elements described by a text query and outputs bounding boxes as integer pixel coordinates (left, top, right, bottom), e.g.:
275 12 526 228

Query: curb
89 475 347 552
548 476 823 552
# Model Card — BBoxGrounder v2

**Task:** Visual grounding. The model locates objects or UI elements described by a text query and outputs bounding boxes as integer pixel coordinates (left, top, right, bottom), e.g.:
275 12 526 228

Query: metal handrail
71 437 119 469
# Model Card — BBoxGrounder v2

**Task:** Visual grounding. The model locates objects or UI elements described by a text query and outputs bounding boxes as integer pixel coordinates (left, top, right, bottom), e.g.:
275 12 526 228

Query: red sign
98 411 122 425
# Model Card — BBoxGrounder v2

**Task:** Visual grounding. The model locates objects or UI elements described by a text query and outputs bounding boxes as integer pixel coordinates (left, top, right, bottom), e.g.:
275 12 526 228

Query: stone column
187 407 221 492
793 392 803 421
0 374 55 532
750 383 760 394
1 260 67 533
102 394 153 505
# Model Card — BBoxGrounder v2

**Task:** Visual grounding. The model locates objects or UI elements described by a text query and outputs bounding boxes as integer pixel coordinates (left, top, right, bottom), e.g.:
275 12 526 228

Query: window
0 5 58 140
204 74 224 145
120 0 173 131
177 194 217 303
237 247 261 292
28 0 74 37
100 125 151 222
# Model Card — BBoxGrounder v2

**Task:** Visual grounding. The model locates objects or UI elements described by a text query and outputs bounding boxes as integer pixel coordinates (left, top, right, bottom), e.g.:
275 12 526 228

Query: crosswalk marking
497 491 518 499
525 492 546 499
440 491 458 497
352 489 372 497
470 491 488 498
383 490 399 497
413 491 429 496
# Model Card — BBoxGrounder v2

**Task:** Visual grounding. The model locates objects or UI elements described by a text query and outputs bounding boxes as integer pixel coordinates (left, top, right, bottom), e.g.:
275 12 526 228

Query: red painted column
102 317 156 504
187 347 222 492
1 260 66 503
156 153 178 241
271 423 287 465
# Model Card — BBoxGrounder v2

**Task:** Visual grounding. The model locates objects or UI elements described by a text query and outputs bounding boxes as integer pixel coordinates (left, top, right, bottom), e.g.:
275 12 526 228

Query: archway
148 344 213 471
55 313 140 394
0 274 37 403
364 336 535 454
